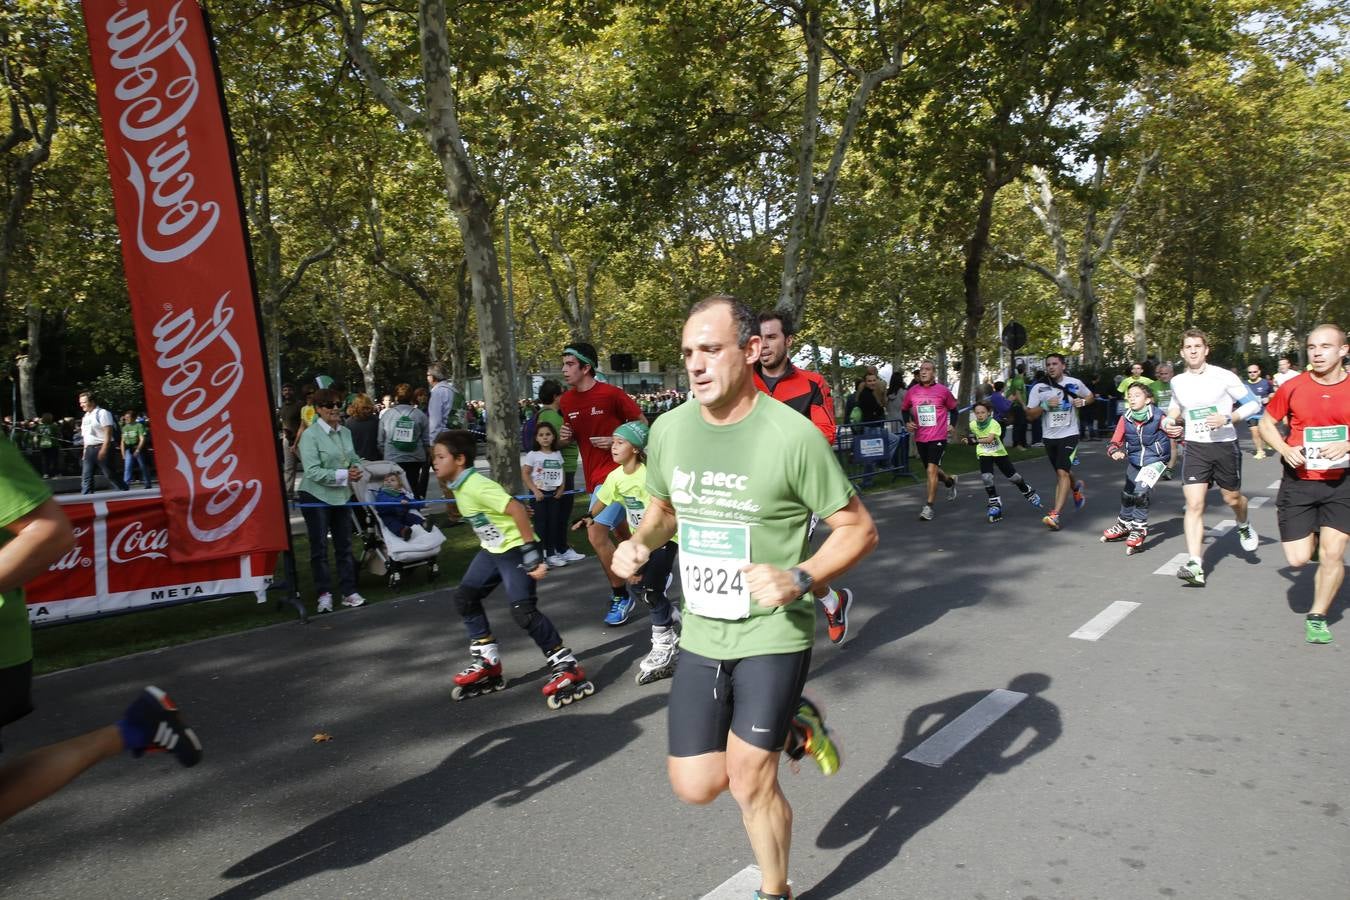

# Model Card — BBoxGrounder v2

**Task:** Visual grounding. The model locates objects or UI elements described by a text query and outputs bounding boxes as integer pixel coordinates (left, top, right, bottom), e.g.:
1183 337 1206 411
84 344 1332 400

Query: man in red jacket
753 310 855 645
559 342 647 624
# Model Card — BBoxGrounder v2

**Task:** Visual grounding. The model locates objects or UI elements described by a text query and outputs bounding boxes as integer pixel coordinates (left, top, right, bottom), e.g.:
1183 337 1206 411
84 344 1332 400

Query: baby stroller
351 460 445 589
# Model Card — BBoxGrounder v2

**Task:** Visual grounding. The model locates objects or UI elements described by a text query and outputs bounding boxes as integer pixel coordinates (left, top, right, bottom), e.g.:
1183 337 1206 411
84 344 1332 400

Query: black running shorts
667 647 812 756
1043 437 1078 473
1181 440 1242 491
0 659 34 751
916 440 947 468
1277 473 1350 542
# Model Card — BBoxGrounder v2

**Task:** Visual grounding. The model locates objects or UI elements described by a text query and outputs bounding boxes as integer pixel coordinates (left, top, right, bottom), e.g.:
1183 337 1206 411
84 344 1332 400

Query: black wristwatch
789 567 814 594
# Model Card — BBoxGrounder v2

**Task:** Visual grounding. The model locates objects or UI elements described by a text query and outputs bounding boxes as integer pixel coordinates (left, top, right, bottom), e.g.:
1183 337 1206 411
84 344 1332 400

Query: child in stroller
374 471 435 540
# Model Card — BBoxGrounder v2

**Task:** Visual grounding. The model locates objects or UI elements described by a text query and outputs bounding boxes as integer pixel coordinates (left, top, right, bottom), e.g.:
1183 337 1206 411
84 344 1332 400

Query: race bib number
623 496 645 529
392 420 415 444
678 519 751 620
976 436 1001 456
1135 461 1166 489
916 404 938 428
1047 409 1073 430
469 512 504 549
1186 406 1218 439
536 460 563 489
1304 426 1349 471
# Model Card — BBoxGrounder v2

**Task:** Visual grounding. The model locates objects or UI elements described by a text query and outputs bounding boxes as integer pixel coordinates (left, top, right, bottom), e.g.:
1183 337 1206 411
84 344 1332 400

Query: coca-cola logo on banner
110 519 170 564
101 2 264 545
48 525 94 572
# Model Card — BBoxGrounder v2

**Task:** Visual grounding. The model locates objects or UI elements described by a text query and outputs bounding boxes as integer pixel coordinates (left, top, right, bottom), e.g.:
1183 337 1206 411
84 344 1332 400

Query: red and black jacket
753 363 837 446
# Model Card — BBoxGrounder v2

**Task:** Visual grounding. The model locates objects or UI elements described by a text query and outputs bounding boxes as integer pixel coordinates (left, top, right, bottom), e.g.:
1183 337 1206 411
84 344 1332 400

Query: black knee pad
455 583 491 617
510 599 541 631
1120 490 1137 509
1134 491 1150 510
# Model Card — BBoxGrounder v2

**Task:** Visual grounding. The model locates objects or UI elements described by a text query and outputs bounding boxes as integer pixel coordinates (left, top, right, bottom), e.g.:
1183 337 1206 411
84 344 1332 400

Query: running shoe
1237 521 1258 552
1176 560 1206 586
1072 480 1087 510
560 548 587 562
342 593 366 608
604 593 636 626
754 892 793 900
822 588 853 644
1306 615 1333 644
545 553 568 568
792 696 840 776
918 504 934 521
118 686 203 767
1042 511 1061 531
316 592 333 614
946 475 958 501
1253 449 1267 460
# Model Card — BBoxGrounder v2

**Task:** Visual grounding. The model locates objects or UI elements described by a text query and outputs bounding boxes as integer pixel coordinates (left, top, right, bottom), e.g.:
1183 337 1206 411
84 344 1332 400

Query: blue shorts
589 491 625 529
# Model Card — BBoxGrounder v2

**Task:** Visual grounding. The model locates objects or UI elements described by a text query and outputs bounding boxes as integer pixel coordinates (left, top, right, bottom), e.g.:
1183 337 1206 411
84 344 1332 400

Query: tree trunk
958 172 1000 429
16 304 40 419
1132 280 1147 356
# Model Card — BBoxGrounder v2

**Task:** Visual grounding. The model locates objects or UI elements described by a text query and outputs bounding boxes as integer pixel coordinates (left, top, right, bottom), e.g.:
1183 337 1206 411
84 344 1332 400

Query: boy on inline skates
1104 381 1173 554
573 420 680 684
432 431 594 709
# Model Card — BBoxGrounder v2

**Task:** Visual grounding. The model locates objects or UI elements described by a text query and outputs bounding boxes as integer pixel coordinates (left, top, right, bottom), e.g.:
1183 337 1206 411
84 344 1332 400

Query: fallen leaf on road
312 732 332 743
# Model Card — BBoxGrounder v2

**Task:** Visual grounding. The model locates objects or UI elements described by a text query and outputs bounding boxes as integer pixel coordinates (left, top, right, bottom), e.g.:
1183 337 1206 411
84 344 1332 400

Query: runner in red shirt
1259 324 1350 644
558 342 646 621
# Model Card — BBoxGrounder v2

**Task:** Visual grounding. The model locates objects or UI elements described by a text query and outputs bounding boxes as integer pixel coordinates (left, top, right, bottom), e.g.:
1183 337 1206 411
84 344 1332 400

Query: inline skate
636 625 679 685
451 638 505 701
1125 526 1147 555
541 647 595 709
986 500 1003 524
1101 520 1130 543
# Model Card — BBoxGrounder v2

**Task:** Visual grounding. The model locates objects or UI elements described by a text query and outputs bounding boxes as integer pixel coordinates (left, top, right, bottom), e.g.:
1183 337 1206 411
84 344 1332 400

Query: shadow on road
799 673 1061 899
213 693 665 899
1281 564 1344 625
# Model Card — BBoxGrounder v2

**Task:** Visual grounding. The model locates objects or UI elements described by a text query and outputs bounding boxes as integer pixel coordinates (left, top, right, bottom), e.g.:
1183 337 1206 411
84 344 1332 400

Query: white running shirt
1027 376 1093 440
1166 365 1261 444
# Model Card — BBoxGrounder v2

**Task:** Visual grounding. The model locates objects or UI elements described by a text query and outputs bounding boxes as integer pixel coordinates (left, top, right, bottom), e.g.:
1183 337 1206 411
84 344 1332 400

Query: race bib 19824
678 519 751 620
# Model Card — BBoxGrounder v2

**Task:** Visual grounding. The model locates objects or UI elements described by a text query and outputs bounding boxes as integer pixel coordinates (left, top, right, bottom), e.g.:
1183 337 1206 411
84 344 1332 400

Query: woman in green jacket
297 388 367 614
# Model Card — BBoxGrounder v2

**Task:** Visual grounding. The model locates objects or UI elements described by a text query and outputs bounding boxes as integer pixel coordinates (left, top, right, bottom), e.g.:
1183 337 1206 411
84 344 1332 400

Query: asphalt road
1 442 1345 899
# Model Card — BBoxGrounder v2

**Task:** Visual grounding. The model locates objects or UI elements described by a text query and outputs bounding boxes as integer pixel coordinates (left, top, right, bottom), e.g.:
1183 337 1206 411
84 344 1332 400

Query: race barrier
26 492 277 626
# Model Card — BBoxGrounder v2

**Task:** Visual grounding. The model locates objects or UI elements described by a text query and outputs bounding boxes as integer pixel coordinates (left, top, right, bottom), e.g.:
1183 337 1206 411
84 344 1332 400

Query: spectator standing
277 383 303 499
35 414 60 479
296 388 367 614
77 392 126 494
120 411 152 488
346 394 381 461
535 379 583 562
379 383 431 499
426 363 462 443
1007 362 1029 449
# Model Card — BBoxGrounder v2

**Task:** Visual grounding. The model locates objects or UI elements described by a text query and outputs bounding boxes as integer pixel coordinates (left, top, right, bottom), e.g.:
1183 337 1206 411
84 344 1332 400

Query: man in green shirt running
613 296 878 900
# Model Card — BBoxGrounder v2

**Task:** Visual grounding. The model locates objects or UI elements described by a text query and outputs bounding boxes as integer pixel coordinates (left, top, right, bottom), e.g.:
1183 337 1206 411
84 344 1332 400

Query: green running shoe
792 696 840 776
1176 560 1206 586
1306 616 1333 644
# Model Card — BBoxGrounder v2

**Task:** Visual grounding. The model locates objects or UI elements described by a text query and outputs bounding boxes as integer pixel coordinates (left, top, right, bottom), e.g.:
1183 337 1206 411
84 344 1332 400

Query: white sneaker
560 548 587 562
1237 521 1258 552
946 475 958 501
342 593 366 608
919 504 934 521
546 554 568 568
316 593 333 614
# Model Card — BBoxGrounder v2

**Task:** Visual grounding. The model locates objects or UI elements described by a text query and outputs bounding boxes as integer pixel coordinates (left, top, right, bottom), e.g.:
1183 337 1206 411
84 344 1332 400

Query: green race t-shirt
450 469 525 553
646 395 855 659
537 408 578 474
0 434 51 667
121 421 146 448
969 418 1008 457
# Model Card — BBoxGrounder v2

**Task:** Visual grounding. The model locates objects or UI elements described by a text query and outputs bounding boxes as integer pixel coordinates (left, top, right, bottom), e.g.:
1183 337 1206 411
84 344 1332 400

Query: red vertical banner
82 1 286 561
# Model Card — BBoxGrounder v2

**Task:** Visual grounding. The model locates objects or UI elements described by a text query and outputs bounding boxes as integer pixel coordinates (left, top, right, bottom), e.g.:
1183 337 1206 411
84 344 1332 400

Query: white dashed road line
1267 479 1282 490
1205 519 1236 543
1249 496 1269 508
1070 601 1142 641
702 866 778 899
1154 552 1190 576
903 689 1028 768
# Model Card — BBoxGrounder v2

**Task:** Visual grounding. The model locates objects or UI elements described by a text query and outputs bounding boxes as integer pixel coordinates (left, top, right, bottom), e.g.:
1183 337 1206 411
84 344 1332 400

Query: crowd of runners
2 302 1347 899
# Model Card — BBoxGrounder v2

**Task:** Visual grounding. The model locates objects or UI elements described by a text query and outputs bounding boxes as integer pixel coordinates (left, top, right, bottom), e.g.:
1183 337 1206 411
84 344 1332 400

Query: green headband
613 420 649 449
564 347 596 370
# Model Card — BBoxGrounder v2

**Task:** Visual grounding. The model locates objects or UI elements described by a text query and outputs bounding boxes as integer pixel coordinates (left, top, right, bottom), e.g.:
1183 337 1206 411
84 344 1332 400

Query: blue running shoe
118 686 202 767
604 594 635 626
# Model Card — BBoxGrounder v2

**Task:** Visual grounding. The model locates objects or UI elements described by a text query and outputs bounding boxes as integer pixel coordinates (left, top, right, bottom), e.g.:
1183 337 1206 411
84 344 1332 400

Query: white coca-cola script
48 526 93 572
154 293 263 543
104 2 220 264
110 519 170 564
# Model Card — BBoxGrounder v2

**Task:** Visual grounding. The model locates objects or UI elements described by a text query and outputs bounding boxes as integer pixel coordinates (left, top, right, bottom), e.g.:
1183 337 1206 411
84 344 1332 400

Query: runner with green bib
612 295 877 900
